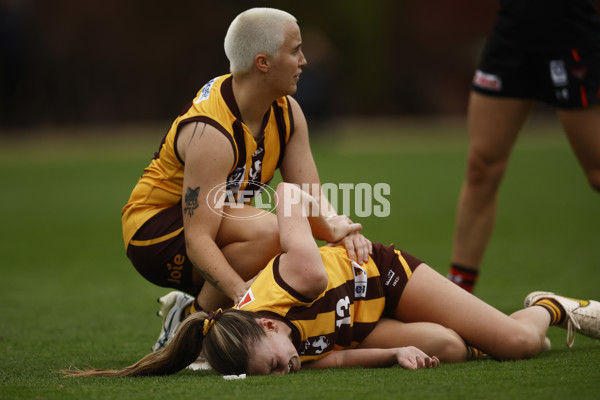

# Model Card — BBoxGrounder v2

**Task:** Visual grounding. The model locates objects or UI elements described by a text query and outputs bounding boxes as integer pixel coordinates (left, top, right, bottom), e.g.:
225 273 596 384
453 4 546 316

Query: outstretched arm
303 347 440 370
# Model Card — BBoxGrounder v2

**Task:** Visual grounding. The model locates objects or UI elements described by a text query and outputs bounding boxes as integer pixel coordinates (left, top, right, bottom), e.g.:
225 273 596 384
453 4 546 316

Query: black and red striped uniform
472 0 600 108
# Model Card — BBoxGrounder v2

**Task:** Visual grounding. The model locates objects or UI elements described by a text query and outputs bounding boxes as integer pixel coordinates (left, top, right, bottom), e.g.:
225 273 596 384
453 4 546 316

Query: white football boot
152 291 194 351
524 291 600 347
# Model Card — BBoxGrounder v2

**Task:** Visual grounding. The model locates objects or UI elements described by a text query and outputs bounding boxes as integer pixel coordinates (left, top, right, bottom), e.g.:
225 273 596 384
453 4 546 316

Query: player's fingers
415 354 424 369
362 236 372 262
354 235 367 264
343 237 356 262
347 222 362 234
397 357 417 370
357 234 373 264
424 356 433 368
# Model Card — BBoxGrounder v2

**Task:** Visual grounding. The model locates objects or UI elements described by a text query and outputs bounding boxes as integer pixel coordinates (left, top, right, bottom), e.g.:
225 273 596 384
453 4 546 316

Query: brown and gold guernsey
237 246 387 363
121 74 294 249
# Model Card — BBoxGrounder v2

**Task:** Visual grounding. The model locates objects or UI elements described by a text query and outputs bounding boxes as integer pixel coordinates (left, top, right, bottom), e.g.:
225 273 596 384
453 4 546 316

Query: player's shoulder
177 121 234 166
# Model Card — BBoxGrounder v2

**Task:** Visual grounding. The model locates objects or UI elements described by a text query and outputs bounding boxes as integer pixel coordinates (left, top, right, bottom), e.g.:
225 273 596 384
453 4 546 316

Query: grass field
1 118 599 400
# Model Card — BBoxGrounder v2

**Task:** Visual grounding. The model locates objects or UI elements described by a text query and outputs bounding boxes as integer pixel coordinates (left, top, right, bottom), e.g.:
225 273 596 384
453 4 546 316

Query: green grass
1 118 599 400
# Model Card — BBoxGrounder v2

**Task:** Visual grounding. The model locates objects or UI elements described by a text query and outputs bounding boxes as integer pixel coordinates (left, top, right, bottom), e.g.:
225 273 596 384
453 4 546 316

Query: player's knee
496 330 540 360
465 153 508 187
430 327 469 363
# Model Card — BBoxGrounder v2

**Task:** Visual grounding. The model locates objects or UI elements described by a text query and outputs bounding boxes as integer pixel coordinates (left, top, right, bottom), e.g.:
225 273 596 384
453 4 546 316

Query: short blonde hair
224 8 297 75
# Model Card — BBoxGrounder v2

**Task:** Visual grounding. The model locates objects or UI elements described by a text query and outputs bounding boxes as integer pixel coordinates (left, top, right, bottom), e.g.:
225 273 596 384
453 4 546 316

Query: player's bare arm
275 183 328 299
304 347 440 370
275 183 365 297
177 122 247 302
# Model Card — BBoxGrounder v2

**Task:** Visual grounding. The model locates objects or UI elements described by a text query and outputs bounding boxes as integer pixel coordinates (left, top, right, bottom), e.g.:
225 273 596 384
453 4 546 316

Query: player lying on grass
63 183 600 377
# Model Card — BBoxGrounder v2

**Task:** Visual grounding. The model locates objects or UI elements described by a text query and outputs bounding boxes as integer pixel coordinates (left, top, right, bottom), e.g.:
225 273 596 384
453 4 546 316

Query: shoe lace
565 307 582 348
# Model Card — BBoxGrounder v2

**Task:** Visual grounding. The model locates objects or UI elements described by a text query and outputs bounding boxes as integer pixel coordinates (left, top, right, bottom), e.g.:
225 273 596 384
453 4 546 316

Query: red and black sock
447 263 479 293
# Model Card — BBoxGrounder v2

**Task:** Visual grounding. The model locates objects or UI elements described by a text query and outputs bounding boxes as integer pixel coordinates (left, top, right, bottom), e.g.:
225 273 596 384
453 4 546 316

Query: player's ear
255 54 269 72
256 318 278 332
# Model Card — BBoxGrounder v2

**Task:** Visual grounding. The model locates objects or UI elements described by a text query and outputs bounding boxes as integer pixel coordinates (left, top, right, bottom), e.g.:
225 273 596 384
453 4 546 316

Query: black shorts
472 36 600 109
126 203 200 296
370 243 423 317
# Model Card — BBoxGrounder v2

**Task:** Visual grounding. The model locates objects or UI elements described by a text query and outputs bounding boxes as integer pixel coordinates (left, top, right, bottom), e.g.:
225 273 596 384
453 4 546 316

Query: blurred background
0 0 505 131
1 5 599 392
2 0 600 133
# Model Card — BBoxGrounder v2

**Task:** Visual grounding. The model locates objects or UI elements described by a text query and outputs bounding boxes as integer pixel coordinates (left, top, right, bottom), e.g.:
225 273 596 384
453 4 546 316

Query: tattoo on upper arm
184 186 201 217
189 122 207 144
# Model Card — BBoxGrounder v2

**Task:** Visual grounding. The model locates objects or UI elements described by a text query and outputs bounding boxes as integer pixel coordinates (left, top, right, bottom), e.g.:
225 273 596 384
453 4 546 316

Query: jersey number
336 296 351 328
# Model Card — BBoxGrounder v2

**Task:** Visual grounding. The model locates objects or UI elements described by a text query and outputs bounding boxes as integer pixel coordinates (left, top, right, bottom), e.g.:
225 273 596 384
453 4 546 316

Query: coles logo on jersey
473 70 502 91
194 77 217 104
237 288 255 309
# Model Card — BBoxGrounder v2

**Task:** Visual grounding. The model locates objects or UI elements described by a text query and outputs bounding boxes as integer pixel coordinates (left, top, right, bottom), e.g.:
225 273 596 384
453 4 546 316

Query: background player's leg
450 93 535 292
558 105 600 192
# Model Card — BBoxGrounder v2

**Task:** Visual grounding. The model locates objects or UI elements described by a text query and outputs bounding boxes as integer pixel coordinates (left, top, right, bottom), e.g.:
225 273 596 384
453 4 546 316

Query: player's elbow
291 262 328 299
299 267 328 299
312 268 329 294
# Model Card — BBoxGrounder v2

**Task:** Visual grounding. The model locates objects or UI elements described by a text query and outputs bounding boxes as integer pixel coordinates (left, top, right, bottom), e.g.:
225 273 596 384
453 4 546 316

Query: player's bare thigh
214 204 281 279
214 204 279 244
467 92 535 166
558 104 600 190
394 264 541 360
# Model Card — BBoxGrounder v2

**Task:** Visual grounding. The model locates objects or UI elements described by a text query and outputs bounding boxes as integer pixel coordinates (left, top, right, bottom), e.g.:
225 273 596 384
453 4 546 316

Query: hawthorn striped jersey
237 245 420 363
121 74 294 249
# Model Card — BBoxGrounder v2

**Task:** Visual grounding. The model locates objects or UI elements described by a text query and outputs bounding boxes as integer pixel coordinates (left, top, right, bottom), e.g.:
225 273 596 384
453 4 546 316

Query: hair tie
203 308 223 336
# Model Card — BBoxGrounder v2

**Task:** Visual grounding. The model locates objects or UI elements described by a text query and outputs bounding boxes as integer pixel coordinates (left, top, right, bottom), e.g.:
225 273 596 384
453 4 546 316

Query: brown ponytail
61 309 265 377
61 312 208 377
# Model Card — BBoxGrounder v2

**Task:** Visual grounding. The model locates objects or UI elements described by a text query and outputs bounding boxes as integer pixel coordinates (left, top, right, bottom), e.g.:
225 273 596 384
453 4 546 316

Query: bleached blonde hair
224 8 297 75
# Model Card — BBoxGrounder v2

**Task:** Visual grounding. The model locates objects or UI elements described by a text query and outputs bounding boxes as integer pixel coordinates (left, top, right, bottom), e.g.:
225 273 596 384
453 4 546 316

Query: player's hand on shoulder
324 215 361 241
324 215 372 264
